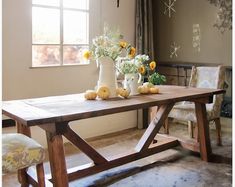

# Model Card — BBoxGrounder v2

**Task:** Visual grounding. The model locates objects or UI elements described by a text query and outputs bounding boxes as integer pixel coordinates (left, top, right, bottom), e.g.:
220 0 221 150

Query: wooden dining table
2 85 225 187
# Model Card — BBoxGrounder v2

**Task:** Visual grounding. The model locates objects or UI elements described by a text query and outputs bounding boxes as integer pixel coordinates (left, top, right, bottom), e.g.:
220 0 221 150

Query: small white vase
97 56 118 97
123 73 142 95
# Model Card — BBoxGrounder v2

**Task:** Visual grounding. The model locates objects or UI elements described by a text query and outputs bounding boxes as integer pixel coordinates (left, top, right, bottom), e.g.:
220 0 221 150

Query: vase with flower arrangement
83 25 135 97
116 55 149 95
83 25 166 98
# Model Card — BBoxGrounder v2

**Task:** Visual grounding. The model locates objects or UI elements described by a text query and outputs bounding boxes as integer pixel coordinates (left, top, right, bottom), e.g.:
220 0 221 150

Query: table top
2 85 225 126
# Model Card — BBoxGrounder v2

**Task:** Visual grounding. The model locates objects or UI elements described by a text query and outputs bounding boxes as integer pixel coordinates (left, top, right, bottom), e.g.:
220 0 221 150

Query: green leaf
148 72 166 85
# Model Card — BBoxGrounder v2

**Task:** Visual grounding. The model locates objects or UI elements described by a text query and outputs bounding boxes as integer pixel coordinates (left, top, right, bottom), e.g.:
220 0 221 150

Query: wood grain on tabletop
2 85 225 126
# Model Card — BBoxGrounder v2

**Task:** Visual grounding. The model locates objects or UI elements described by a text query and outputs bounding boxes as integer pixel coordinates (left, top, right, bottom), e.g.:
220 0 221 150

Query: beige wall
2 0 137 146
154 0 232 66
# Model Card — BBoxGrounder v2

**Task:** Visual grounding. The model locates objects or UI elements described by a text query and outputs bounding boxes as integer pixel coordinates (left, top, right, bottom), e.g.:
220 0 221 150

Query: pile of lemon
137 82 159 94
84 86 130 100
84 82 159 100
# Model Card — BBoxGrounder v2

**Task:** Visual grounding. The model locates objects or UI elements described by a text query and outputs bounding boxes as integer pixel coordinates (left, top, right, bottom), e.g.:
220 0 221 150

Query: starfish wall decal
164 0 177 18
170 42 180 58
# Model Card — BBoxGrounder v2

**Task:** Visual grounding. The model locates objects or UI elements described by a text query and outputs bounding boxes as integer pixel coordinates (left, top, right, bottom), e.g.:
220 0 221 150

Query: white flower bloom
91 26 126 61
135 54 150 63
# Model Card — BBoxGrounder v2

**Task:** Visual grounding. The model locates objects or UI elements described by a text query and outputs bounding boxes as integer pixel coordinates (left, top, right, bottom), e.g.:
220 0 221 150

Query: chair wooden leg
214 118 222 146
194 123 199 142
188 121 194 138
164 117 169 134
36 163 45 187
18 168 29 187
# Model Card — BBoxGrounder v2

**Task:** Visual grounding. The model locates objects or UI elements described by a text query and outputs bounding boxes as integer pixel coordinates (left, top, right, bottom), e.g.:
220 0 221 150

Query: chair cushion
2 133 46 174
168 103 216 122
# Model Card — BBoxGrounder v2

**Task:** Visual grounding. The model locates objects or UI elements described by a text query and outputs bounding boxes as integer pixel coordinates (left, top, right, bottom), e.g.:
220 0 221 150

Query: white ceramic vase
97 56 118 97
123 73 142 95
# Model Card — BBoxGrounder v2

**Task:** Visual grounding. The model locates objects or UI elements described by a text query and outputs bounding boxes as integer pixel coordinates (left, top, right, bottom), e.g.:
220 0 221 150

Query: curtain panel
135 0 155 59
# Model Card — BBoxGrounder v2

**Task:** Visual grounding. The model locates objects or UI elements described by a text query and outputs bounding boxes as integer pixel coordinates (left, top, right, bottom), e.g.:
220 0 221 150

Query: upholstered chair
2 133 46 186
165 66 225 145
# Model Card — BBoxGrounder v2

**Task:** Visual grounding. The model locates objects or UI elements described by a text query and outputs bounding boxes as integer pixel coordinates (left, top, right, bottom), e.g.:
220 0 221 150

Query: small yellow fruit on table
149 87 159 94
138 85 150 94
118 88 130 98
84 90 97 100
143 82 154 88
97 86 110 100
116 87 123 95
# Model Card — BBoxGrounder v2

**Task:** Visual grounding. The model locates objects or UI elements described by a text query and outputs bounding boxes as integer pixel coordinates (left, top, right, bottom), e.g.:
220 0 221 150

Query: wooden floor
2 117 232 187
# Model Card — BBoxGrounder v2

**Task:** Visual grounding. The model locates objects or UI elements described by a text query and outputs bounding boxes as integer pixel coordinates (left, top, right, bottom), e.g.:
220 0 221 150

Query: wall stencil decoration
192 24 201 52
163 0 177 18
170 42 180 58
207 0 232 33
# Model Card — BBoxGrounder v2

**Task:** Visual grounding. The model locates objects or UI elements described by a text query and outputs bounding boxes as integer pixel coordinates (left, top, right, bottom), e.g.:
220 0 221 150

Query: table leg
16 122 31 186
135 104 174 152
46 131 69 187
17 121 31 136
143 108 149 129
195 102 212 161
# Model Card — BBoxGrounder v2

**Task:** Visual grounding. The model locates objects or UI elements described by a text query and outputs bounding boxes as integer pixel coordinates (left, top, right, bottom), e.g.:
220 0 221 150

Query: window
32 0 89 67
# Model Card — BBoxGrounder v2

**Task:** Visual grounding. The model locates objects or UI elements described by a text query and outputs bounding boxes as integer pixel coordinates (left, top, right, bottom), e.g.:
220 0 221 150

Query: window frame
32 0 90 67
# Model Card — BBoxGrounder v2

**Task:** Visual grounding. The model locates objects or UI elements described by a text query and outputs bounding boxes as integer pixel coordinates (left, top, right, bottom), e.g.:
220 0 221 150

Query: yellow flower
119 41 128 48
83 50 91 60
149 61 156 70
139 65 146 75
129 47 136 58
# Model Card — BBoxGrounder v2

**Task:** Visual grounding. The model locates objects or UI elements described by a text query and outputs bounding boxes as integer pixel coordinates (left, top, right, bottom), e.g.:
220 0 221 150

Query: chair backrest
188 66 225 118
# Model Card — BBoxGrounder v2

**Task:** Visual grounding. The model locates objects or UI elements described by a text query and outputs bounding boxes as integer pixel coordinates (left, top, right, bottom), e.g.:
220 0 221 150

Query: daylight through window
32 0 89 67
